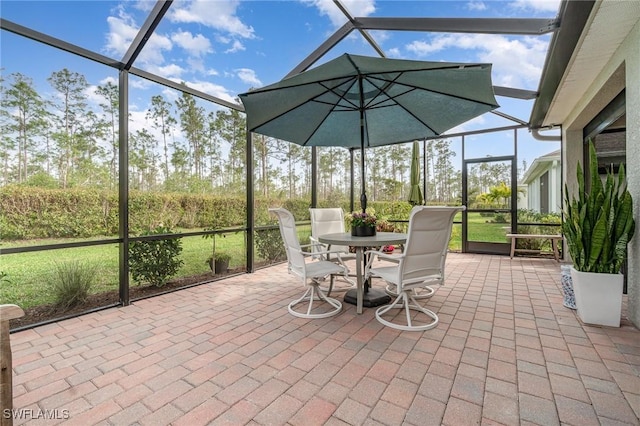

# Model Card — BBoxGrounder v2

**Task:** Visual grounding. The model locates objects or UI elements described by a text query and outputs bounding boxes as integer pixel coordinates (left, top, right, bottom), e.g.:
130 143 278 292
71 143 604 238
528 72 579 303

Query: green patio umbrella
408 140 423 206
239 53 499 212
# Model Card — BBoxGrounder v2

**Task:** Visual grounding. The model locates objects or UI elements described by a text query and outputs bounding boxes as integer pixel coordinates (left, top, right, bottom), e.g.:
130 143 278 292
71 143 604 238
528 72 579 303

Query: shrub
255 228 286 263
516 209 562 250
50 261 97 311
129 226 184 287
493 213 508 223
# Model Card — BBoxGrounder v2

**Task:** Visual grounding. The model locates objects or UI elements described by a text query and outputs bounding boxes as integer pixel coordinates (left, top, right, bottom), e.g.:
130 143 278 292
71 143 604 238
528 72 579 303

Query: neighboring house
519 150 561 214
530 1 640 327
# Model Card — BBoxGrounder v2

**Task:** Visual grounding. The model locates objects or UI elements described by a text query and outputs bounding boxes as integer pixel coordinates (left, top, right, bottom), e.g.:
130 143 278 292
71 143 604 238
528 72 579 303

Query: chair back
401 206 465 284
309 208 350 252
269 208 305 276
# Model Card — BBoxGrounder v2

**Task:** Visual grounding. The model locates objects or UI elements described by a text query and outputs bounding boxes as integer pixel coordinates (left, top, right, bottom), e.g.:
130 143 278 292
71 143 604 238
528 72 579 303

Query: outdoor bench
506 233 563 262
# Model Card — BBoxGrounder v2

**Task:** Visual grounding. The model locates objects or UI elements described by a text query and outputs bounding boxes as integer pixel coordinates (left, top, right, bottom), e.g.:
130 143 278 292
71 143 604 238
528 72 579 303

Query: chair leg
288 284 342 319
375 292 439 331
327 275 335 296
319 270 355 293
385 283 435 299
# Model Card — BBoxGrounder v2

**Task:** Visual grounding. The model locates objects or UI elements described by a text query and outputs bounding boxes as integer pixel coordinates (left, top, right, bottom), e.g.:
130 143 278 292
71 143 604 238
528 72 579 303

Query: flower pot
351 226 376 237
215 259 229 274
560 265 576 309
570 267 623 327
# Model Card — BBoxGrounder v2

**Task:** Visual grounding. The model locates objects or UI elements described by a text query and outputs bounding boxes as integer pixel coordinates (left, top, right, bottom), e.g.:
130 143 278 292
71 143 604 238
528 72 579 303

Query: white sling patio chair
309 208 356 292
270 208 347 319
365 206 465 331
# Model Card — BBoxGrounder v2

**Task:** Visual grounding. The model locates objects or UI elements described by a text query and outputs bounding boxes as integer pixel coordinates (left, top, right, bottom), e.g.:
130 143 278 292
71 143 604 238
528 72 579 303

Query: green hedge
0 186 421 240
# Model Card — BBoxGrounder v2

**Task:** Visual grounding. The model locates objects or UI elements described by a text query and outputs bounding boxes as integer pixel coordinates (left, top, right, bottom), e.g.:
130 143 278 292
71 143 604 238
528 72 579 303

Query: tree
486 182 511 208
203 111 223 190
129 128 159 190
147 95 176 184
175 91 206 181
95 81 119 188
0 73 48 183
254 134 286 197
48 68 90 188
430 139 456 203
284 142 304 198
216 108 246 193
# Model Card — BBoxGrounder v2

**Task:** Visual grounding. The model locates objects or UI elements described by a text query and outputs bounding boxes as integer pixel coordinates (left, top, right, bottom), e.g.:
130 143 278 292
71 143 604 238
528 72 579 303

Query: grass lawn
1 216 512 310
0 227 314 310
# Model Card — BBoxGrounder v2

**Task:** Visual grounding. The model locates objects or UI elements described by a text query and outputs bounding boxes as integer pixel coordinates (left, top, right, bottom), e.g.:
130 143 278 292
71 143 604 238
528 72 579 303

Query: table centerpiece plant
349 211 377 237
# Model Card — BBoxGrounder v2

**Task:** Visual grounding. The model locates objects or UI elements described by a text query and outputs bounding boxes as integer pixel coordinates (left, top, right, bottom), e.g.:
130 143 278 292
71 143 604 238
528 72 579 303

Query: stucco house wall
562 18 640 327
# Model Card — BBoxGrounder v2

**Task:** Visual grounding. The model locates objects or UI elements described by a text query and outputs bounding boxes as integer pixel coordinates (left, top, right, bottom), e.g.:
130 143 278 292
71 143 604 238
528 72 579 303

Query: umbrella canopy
239 53 499 211
408 141 424 206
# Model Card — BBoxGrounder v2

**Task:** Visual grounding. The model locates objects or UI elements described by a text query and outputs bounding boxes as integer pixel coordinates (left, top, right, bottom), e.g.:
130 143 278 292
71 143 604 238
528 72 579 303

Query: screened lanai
1 0 579 330
2 1 640 425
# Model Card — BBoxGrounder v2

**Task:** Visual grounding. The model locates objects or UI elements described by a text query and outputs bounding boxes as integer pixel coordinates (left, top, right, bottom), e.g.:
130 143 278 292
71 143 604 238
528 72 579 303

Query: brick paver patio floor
8 253 640 425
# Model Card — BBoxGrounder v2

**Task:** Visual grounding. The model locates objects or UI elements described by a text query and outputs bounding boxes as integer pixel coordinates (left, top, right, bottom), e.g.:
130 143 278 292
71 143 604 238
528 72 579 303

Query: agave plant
563 140 635 273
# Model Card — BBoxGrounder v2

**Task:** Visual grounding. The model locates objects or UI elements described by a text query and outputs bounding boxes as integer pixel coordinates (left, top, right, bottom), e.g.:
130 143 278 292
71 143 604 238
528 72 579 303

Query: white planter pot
570 267 623 327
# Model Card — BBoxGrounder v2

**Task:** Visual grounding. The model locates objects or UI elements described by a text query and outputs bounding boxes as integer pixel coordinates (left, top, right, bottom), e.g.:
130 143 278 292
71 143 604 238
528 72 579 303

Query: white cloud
99 76 118 86
128 108 153 135
171 30 213 57
85 85 105 106
467 1 487 11
510 0 561 13
105 7 172 67
146 63 186 80
180 80 238 104
169 0 255 39
300 0 375 28
187 57 206 74
130 78 153 90
104 8 138 58
387 47 401 58
235 68 262 87
85 78 119 109
405 33 548 89
225 40 246 54
406 38 452 56
445 114 488 135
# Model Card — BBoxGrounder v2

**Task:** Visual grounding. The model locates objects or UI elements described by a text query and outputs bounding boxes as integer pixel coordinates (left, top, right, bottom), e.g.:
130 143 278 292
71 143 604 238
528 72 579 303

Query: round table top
318 231 407 247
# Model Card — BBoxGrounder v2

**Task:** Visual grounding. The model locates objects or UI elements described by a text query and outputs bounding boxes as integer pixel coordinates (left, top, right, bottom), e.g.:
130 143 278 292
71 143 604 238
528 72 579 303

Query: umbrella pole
360 143 366 213
358 76 367 213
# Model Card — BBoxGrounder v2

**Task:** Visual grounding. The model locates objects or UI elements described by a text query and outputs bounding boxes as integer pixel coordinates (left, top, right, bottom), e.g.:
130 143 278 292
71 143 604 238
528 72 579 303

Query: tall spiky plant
563 140 635 273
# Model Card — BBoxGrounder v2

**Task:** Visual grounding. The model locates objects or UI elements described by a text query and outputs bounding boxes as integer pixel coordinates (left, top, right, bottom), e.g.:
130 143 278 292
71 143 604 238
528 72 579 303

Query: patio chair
365 206 465 331
309 208 356 292
269 208 346 319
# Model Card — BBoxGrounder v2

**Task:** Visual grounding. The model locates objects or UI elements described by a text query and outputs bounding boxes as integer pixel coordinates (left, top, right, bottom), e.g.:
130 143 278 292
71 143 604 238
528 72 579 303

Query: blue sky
1 0 562 165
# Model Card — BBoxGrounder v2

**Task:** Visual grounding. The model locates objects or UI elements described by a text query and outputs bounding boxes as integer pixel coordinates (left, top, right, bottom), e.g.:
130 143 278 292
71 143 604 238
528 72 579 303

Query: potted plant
563 140 635 327
207 251 231 274
349 211 377 237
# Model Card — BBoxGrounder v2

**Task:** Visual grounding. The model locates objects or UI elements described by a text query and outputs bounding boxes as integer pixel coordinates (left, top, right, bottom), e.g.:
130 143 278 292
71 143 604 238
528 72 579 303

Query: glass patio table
318 232 408 314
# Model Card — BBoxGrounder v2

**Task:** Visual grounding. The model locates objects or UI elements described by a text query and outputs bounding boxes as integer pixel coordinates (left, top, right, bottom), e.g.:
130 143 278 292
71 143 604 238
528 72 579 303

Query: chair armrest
364 249 403 272
301 242 326 254
365 249 403 261
302 248 346 257
308 237 323 246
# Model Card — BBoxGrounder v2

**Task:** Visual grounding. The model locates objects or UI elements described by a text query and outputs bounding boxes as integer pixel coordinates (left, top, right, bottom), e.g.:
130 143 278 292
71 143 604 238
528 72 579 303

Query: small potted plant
563 140 635 327
349 211 377 237
207 251 231 274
